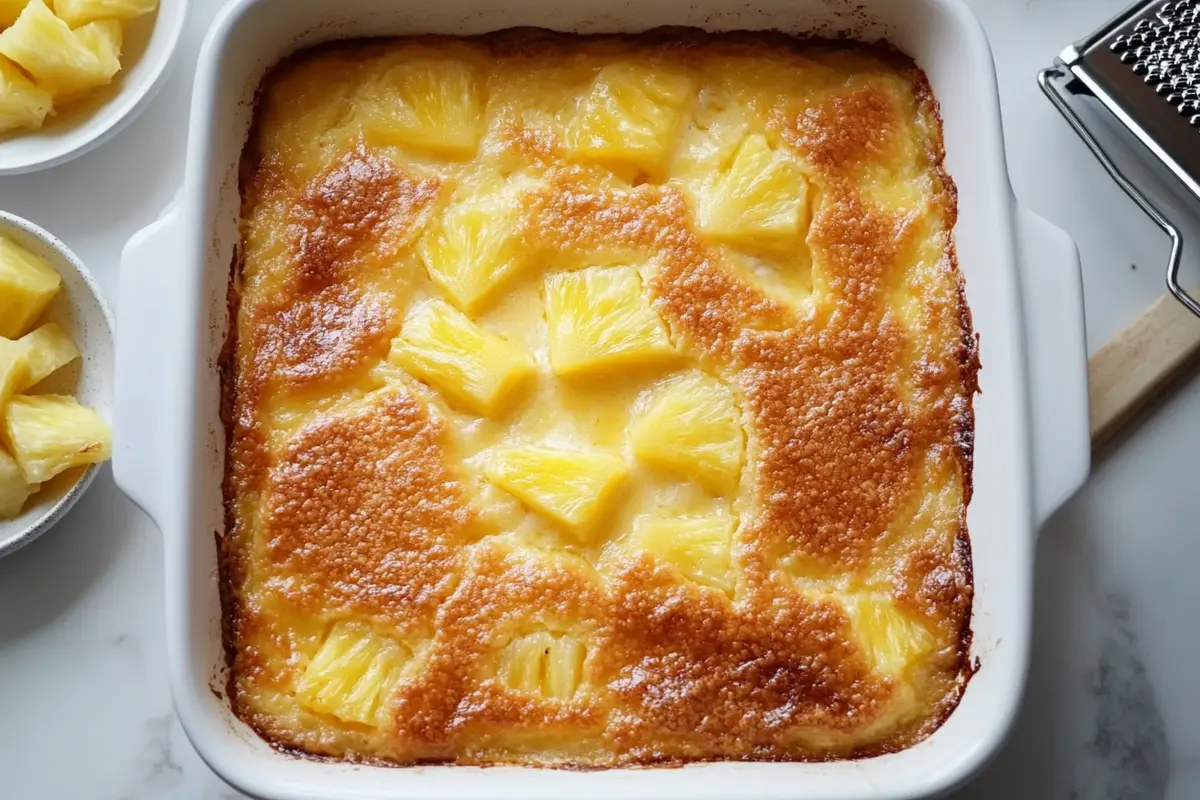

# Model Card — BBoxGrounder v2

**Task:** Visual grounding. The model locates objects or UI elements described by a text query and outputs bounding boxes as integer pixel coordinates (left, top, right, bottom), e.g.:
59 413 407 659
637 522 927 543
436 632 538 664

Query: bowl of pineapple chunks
0 211 113 557
0 0 187 174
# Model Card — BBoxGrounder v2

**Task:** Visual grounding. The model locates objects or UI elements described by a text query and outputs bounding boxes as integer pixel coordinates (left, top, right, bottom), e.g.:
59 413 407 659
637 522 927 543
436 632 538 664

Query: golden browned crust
260 393 470 620
221 28 979 767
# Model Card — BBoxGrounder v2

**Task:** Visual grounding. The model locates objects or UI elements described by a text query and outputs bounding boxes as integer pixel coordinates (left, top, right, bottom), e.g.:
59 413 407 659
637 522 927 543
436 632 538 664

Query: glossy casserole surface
222 29 978 767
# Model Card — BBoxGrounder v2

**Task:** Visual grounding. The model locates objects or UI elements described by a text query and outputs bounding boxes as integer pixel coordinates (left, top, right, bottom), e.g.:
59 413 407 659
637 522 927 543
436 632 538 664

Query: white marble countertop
2 0 1198 797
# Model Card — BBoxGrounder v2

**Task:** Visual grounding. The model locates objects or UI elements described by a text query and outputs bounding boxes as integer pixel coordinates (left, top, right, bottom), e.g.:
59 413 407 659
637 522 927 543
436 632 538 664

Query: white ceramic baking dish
112 0 1092 797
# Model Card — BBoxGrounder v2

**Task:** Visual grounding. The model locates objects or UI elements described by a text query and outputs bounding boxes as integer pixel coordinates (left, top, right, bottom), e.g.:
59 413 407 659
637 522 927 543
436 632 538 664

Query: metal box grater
1040 0 1200 317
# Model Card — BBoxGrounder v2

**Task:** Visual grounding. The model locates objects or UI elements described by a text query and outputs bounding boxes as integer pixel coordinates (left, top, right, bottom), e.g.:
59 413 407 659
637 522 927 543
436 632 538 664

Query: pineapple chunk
0 0 117 98
697 134 809 245
52 0 157 27
359 59 482 157
498 630 546 694
72 18 122 79
297 620 410 727
0 0 29 26
843 594 934 677
390 299 534 417
4 394 110 484
0 57 51 134
634 509 736 593
568 63 691 174
416 190 524 313
482 444 627 539
472 479 526 534
0 235 60 339
498 631 586 700
0 445 32 519
543 634 587 700
0 338 30 410
544 266 674 377
631 370 744 495
15 323 78 392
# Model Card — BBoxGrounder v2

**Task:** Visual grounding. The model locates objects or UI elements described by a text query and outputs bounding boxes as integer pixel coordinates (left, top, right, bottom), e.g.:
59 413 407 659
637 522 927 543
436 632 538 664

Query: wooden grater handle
1089 287 1200 450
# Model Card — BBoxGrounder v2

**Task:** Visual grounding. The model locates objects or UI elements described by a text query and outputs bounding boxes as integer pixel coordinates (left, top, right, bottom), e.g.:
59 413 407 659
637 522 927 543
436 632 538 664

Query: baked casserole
222 29 979 766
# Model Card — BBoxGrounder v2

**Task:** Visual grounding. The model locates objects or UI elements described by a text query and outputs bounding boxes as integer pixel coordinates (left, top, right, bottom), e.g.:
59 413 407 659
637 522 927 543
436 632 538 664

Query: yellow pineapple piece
843 594 934 677
390 299 534 417
0 445 33 519
0 0 29 27
498 630 546 694
0 0 116 98
297 620 410 727
482 444 627 540
0 338 30 410
568 63 691 174
472 480 526 534
359 59 482 157
0 235 60 339
671 93 754 183
498 631 586 700
544 266 674 377
634 509 736 593
543 634 587 700
4 394 110 484
630 370 743 495
52 0 157 27
0 57 51 134
697 133 809 245
416 190 524 313
15 323 78 392
72 18 122 80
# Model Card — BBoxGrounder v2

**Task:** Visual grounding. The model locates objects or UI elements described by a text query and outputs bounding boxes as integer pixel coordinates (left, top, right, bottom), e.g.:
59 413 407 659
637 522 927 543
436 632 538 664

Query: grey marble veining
1070 593 1170 800
132 715 186 796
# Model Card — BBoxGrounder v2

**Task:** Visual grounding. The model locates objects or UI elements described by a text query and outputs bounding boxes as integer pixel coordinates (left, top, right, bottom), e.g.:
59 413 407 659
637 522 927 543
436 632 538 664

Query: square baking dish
112 0 1092 797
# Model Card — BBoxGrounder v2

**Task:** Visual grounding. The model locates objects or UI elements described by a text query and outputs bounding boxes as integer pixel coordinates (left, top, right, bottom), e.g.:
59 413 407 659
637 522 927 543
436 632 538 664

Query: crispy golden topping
262 391 470 620
783 83 907 176
389 542 609 757
293 145 441 287
601 559 885 755
255 285 397 390
736 323 919 571
222 29 977 767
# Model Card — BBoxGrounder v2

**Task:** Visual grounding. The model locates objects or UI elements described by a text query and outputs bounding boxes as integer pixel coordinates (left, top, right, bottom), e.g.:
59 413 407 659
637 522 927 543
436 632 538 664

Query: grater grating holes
1110 0 1200 126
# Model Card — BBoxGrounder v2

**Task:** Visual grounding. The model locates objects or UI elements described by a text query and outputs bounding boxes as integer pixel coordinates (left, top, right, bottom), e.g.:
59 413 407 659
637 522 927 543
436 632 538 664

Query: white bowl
0 0 189 175
0 211 114 558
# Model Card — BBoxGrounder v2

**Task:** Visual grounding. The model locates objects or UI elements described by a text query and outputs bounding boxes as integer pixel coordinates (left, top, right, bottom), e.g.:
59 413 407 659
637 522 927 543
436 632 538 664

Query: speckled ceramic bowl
0 212 114 558
0 0 190 175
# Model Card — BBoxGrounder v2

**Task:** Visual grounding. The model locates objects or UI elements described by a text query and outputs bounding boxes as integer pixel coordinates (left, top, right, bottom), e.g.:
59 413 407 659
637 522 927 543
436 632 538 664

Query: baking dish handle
113 207 181 528
1014 206 1091 529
